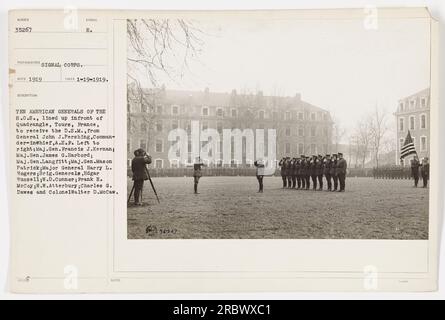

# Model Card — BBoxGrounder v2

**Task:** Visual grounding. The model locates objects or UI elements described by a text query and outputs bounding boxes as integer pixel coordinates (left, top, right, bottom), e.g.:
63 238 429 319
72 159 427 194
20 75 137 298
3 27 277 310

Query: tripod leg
127 185 135 204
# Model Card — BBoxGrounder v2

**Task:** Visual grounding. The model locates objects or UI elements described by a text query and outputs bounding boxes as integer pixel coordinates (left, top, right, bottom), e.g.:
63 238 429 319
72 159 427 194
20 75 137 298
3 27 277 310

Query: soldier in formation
278 153 347 192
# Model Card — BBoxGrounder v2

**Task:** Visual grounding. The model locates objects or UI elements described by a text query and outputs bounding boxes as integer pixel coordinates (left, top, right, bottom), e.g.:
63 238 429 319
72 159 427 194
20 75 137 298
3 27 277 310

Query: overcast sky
132 15 431 134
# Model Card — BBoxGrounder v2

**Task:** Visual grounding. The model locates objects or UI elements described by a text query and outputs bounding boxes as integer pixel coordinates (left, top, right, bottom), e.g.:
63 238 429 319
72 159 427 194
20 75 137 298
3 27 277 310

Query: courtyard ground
127 176 429 240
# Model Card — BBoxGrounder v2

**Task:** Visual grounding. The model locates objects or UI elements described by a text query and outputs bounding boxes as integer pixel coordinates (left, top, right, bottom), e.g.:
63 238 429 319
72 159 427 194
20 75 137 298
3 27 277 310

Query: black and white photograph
126 14 431 240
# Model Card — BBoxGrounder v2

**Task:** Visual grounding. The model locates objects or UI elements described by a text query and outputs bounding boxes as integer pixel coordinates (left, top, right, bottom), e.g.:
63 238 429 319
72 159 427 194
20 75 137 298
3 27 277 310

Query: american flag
400 130 417 160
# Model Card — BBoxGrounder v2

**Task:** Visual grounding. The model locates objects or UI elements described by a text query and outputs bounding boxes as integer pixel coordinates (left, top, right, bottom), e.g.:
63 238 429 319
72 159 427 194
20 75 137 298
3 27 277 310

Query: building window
202 121 208 131
216 108 223 117
141 122 147 133
171 105 179 115
171 120 179 130
217 122 223 134
285 127 291 137
298 143 304 155
409 116 415 130
399 102 404 112
311 113 316 121
202 107 209 116
421 97 427 108
156 105 163 114
155 159 163 168
298 112 304 120
285 143 291 154
399 138 404 150
231 109 237 117
311 144 316 154
323 127 328 137
410 99 416 109
298 126 304 137
155 139 163 153
259 110 265 120
323 113 328 121
421 136 427 152
420 114 427 129
285 112 291 121
140 139 147 151
156 121 163 132
311 126 316 137
399 118 404 132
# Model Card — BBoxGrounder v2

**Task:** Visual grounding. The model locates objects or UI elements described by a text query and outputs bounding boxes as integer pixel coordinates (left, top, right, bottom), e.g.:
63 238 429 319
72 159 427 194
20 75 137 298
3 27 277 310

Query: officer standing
193 157 206 194
324 154 332 191
317 154 324 191
254 159 265 193
296 158 302 189
286 157 293 189
411 156 421 187
305 156 311 190
337 152 347 192
278 157 287 188
131 148 152 205
291 158 297 189
300 156 306 190
310 155 317 191
330 154 338 191
421 157 429 188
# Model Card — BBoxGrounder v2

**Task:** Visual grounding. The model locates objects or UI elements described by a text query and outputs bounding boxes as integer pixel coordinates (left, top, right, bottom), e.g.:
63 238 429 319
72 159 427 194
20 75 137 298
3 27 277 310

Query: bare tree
126 19 204 152
369 105 389 168
354 117 372 168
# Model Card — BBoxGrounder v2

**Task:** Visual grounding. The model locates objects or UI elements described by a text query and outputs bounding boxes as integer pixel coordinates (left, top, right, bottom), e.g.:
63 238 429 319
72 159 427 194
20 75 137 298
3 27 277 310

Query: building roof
142 87 330 114
398 88 430 102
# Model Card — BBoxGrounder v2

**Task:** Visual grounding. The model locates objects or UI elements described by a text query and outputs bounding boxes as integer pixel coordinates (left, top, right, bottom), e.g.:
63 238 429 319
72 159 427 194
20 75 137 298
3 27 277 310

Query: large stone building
394 88 430 164
127 87 333 168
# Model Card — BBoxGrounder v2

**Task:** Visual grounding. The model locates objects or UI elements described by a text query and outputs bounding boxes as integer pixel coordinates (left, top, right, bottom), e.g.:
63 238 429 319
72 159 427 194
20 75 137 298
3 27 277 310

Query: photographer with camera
131 148 152 205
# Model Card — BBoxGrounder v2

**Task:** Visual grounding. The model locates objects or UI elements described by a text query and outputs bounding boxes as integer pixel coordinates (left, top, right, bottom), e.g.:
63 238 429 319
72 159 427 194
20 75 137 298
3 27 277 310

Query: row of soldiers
278 153 348 192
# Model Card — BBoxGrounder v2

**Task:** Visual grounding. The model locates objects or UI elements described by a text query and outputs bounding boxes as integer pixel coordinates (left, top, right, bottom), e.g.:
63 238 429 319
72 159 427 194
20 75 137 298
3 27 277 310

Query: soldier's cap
338 152 343 156
134 148 146 156
318 154 322 157
326 154 331 157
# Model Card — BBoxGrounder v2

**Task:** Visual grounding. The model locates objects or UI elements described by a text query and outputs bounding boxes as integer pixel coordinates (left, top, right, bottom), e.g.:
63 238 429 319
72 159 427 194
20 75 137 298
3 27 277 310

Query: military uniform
305 157 311 190
310 156 317 190
324 156 332 191
316 155 324 190
337 154 347 192
299 158 306 189
131 149 152 205
193 160 205 194
278 158 287 188
296 159 302 189
421 159 429 188
287 158 293 188
330 156 338 191
411 158 421 187
291 158 297 189
254 160 265 193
